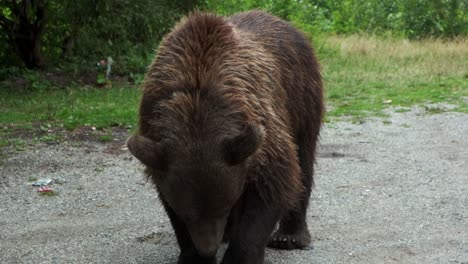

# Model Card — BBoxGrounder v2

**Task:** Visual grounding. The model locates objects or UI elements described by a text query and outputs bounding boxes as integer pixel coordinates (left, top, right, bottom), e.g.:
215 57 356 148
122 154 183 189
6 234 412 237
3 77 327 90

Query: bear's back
228 11 323 136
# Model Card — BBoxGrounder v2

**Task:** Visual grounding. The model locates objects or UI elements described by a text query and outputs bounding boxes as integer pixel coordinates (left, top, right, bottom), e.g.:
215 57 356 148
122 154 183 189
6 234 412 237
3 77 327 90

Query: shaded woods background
0 0 466 84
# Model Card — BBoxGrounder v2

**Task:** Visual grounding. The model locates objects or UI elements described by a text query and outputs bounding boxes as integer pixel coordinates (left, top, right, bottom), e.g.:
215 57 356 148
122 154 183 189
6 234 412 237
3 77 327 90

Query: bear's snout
186 217 227 257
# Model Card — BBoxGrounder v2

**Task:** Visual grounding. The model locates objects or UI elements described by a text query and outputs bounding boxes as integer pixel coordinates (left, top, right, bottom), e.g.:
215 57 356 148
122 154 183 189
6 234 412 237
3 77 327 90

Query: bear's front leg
221 185 280 264
161 198 217 264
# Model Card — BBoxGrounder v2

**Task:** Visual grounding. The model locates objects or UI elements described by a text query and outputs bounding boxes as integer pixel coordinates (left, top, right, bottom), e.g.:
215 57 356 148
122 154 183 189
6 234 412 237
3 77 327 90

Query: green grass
394 108 411 113
98 134 112 142
37 134 61 143
10 138 27 151
39 190 59 197
0 86 140 130
0 138 8 148
28 176 38 182
321 36 468 119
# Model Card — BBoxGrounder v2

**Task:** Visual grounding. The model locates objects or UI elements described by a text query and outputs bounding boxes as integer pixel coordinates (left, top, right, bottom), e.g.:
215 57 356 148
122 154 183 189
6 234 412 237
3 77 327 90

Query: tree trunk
0 0 47 69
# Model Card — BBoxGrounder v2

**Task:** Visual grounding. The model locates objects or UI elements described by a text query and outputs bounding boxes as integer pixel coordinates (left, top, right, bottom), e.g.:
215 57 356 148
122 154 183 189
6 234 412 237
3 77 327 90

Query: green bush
202 0 467 38
401 0 467 38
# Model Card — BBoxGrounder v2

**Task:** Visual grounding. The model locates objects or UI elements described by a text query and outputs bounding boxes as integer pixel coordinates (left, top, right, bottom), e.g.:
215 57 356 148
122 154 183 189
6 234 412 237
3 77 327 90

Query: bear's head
127 89 264 257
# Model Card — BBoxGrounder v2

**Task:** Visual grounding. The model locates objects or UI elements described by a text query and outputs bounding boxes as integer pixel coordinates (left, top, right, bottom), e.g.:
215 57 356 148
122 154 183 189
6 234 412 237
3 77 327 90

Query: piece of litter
37 187 53 193
31 179 53 186
383 99 392 104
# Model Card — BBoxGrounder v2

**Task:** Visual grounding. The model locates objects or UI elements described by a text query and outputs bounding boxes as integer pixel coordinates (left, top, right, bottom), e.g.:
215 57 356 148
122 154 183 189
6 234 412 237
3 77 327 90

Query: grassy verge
321 35 468 119
0 35 467 145
0 86 140 150
0 86 140 130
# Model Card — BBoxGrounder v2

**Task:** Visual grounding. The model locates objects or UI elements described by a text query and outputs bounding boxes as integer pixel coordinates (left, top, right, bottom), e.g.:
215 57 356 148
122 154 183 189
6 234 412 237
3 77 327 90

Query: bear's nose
186 217 227 257
195 241 219 257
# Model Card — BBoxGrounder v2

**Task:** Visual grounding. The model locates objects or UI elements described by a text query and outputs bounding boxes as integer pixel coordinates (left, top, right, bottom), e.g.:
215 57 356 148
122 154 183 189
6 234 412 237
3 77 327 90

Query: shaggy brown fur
128 10 323 264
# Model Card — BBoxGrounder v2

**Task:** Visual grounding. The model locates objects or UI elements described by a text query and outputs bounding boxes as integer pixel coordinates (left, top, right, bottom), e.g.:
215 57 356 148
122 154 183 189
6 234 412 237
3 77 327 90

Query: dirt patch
0 124 129 151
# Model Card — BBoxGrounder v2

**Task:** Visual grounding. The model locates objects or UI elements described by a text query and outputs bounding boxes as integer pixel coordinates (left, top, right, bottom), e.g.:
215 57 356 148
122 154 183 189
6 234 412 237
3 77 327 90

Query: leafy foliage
202 0 467 38
1 0 187 71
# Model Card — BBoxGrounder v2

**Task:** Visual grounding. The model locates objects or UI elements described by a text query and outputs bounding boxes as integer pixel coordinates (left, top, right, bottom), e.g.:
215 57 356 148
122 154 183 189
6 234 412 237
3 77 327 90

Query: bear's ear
223 124 265 165
126 135 167 171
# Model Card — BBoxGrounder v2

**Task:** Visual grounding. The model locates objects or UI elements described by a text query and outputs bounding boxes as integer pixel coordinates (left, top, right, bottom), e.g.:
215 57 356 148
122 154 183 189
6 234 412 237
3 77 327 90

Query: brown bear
127 10 323 264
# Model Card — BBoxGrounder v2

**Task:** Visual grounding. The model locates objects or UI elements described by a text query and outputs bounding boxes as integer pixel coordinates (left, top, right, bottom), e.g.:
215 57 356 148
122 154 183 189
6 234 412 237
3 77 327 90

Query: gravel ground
1 107 467 264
